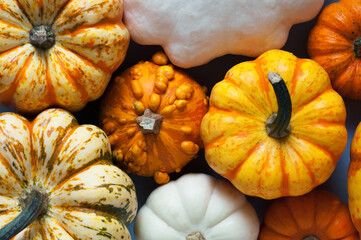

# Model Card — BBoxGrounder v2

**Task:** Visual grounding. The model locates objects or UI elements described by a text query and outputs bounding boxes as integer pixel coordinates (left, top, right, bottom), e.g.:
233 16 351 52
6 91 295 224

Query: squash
0 0 129 113
259 189 358 240
308 0 361 100
348 122 361 235
100 52 208 184
134 173 260 240
0 108 137 240
124 0 324 68
200 49 347 199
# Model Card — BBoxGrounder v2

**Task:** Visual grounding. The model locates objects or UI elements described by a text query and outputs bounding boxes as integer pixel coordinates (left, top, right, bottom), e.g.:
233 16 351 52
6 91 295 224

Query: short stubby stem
0 186 49 240
354 39 361 58
186 231 206 240
302 234 320 240
136 109 163 134
29 25 56 49
265 72 292 139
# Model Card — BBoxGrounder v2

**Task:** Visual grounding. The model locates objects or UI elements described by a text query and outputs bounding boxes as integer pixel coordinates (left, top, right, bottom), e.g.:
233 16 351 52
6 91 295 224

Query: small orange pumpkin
308 0 361 100
100 52 208 184
259 189 358 240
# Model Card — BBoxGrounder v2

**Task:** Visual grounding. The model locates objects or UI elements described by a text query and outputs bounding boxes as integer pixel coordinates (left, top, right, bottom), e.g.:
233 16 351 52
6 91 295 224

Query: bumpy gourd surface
201 50 347 199
0 0 129 112
100 54 208 184
0 108 137 239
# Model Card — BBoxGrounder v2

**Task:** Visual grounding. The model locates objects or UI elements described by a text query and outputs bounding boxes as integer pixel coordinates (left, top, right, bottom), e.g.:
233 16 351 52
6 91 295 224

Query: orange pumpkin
100 52 208 184
308 0 361 100
259 189 359 240
348 122 361 235
200 49 347 199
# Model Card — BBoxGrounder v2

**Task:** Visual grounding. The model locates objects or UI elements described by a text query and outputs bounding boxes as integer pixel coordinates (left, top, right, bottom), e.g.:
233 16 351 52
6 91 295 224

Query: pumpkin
124 0 324 68
134 173 260 240
100 52 208 184
348 122 361 235
0 0 129 113
200 49 347 199
0 108 137 240
308 0 361 100
259 189 358 240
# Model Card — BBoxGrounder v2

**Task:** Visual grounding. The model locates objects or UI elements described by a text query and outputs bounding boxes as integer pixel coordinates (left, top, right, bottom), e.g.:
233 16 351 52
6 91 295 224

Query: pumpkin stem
29 25 56 49
186 231 206 240
265 72 292 138
354 39 361 58
0 187 48 240
136 108 163 134
302 235 320 240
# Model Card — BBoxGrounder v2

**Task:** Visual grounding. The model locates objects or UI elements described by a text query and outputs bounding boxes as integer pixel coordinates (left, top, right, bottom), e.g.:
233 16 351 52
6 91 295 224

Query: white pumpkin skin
0 108 137 240
0 0 129 113
124 0 324 68
134 173 259 240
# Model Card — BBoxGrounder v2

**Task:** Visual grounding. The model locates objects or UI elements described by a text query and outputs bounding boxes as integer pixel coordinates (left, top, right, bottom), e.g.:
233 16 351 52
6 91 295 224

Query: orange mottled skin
308 0 361 100
100 52 208 184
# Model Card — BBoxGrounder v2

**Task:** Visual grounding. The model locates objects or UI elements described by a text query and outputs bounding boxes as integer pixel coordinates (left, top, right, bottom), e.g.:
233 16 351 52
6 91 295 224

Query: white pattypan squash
124 0 324 68
134 173 259 240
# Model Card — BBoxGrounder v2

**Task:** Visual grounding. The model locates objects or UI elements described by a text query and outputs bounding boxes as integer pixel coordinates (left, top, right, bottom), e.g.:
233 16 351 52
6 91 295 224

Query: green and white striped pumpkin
0 108 137 240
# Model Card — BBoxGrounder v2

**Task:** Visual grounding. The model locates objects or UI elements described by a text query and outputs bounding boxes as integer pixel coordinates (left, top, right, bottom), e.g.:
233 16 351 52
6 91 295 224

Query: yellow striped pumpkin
201 49 347 199
0 108 137 240
0 0 129 113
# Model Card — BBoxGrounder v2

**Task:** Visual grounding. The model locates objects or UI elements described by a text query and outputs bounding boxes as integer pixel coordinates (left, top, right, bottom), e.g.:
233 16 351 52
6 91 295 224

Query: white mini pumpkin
134 173 260 240
124 0 324 68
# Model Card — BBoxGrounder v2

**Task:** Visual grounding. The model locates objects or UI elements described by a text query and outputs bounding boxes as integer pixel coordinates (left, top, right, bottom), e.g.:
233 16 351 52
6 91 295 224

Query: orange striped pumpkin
0 0 129 113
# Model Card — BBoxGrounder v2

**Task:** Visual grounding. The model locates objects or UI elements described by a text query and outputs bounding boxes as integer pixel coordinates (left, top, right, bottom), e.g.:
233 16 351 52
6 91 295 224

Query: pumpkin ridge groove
51 202 134 226
45 215 79 240
0 48 35 106
146 196 188 234
290 58 300 96
209 105 265 123
279 146 289 196
254 58 275 110
49 158 111 192
228 136 268 181
291 88 333 116
47 0 73 26
42 125 78 186
286 139 316 185
316 6 353 41
319 199 345 232
50 46 89 103
223 77 267 117
12 0 31 27
289 133 336 164
0 137 30 188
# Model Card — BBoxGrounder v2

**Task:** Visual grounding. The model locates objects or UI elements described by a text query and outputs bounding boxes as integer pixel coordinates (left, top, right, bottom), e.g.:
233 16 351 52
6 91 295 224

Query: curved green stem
0 189 48 240
265 72 292 138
